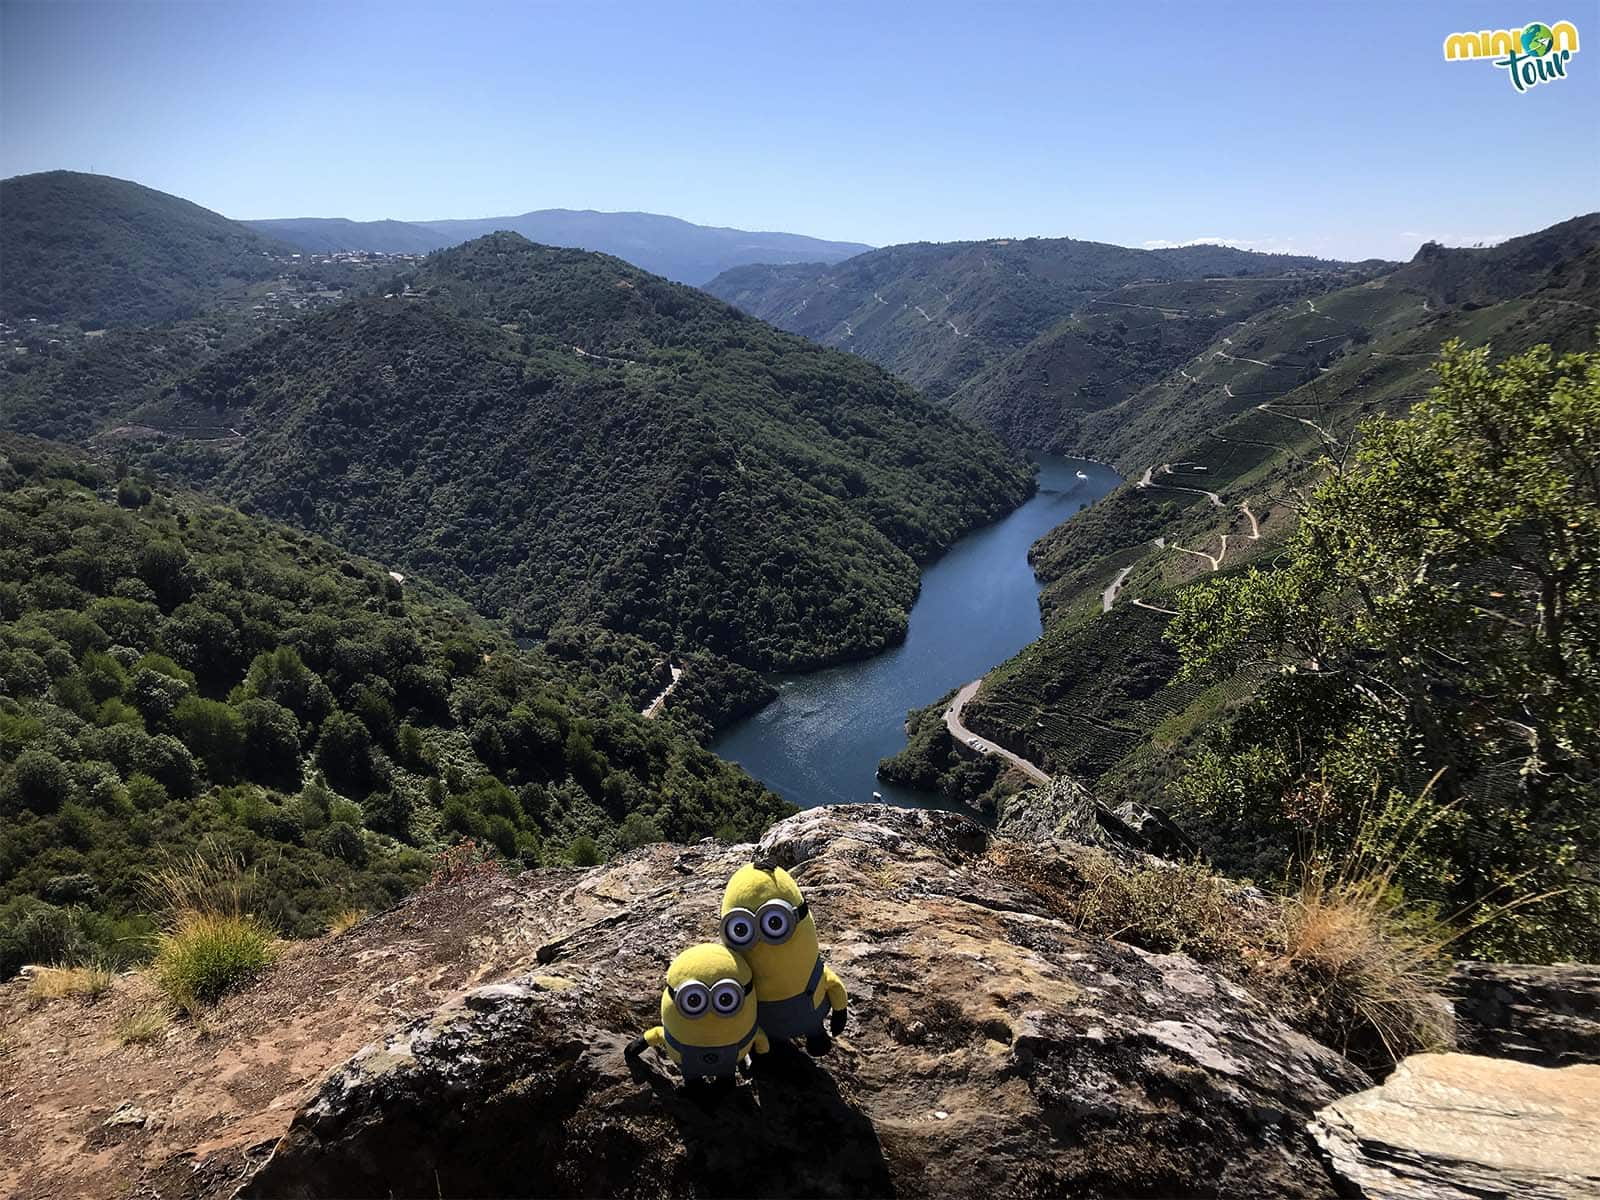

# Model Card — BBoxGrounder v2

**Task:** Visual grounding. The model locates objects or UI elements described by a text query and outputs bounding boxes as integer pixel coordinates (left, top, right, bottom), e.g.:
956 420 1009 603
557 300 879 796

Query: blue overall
757 955 828 1040
663 1019 757 1080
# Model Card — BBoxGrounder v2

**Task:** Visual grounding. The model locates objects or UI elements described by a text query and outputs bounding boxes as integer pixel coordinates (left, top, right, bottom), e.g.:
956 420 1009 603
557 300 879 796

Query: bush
5 749 73 813
172 696 246 782
567 835 602 867
0 897 84 977
152 912 277 1013
361 787 412 840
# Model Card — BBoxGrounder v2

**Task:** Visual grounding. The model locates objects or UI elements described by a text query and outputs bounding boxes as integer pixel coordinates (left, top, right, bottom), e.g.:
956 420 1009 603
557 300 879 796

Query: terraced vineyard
885 217 1600 813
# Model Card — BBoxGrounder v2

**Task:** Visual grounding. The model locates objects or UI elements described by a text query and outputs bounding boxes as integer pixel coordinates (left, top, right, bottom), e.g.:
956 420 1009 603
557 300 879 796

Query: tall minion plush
720 858 848 1055
627 943 768 1084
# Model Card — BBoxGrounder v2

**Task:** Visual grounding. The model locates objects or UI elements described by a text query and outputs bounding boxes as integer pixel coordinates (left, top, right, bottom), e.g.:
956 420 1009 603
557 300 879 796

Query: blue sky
2 0 1595 260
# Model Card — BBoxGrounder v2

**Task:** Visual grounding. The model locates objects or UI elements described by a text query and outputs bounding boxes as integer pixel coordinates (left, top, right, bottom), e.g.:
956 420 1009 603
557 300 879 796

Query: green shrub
5 749 72 813
152 912 277 1013
567 835 602 867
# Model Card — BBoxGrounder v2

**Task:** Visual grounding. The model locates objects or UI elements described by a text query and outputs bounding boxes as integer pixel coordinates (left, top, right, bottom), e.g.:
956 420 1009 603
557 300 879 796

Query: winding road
944 680 1050 784
1102 565 1135 612
1137 463 1224 507
640 665 684 719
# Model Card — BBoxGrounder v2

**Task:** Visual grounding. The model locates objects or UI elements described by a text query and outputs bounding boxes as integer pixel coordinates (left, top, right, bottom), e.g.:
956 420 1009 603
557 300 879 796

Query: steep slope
881 215 1600 829
251 209 872 284
705 237 1371 440
243 216 454 254
134 234 1033 670
0 172 292 327
0 436 787 971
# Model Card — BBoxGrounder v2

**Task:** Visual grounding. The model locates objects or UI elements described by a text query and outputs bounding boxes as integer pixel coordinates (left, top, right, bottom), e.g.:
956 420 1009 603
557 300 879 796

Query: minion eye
722 910 757 949
710 980 743 1015
675 982 710 1016
758 902 794 942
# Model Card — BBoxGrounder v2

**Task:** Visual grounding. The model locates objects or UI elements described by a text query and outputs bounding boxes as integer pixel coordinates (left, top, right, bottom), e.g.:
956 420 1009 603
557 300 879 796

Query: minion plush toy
721 858 848 1055
627 943 768 1084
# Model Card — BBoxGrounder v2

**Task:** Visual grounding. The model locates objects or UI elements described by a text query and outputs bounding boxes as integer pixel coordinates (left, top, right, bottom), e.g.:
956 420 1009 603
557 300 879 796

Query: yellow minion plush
720 858 848 1054
627 942 768 1083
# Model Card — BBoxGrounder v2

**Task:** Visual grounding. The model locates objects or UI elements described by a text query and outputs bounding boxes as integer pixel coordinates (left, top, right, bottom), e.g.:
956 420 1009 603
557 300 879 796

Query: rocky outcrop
243 805 1368 1199
997 775 1196 859
1309 1052 1600 1198
1447 961 1600 1067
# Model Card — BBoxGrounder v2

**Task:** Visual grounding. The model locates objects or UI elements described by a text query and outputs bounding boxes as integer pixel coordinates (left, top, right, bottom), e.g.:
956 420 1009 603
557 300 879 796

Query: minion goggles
720 899 810 950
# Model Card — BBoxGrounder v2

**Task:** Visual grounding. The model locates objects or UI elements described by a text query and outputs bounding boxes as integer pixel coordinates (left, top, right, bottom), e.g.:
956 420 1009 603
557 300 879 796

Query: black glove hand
830 1006 847 1035
625 1036 648 1059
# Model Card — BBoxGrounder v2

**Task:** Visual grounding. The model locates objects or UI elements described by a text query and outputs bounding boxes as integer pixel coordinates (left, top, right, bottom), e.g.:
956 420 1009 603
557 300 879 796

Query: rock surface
243 805 1368 1198
1309 1052 1600 1199
998 775 1195 859
1448 961 1600 1067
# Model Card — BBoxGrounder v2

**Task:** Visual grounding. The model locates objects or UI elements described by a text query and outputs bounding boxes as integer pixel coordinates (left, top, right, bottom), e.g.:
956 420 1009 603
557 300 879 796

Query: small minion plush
627 943 768 1083
721 858 848 1055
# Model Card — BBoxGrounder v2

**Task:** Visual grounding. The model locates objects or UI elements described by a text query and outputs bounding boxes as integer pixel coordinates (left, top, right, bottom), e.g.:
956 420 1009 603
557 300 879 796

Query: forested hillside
0 172 291 328
705 236 1375 447
127 234 1033 669
878 219 1600 959
0 438 787 975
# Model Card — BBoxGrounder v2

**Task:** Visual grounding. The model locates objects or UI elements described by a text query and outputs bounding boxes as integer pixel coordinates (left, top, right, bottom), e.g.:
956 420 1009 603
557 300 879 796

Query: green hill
705 236 1375 448
130 233 1032 670
0 437 787 976
0 172 292 328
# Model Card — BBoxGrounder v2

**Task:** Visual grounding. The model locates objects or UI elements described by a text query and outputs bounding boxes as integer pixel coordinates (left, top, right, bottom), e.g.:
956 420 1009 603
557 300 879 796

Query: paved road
641 664 684 719
1102 565 1135 612
944 680 1050 784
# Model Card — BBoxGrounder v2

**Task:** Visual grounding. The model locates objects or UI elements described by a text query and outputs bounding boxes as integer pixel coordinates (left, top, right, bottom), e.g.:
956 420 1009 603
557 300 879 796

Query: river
711 456 1121 810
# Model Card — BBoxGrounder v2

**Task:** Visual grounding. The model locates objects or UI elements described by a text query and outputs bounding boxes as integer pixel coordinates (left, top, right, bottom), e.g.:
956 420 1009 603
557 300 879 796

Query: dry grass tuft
1263 864 1454 1065
114 1005 172 1046
1067 852 1251 960
143 843 278 1015
143 845 258 920
27 964 114 1002
325 908 366 936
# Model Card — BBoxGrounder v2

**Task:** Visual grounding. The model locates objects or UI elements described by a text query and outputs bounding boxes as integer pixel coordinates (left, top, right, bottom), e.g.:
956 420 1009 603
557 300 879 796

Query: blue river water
711 456 1121 810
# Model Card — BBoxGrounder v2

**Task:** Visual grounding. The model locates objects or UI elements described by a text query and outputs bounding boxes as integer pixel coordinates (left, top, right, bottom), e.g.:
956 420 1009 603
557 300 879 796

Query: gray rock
1448 961 1600 1067
240 805 1367 1199
1310 1052 1600 1199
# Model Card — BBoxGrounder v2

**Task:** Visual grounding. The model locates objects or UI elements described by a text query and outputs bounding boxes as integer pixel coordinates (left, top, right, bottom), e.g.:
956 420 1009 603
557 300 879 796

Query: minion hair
751 853 779 872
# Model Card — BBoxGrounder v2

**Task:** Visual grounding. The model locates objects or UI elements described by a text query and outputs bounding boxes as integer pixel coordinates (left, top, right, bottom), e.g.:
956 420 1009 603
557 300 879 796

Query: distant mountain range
245 210 872 285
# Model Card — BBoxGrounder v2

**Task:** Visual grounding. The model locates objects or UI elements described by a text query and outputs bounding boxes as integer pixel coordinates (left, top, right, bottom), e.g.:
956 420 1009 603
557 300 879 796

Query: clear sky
2 0 1595 261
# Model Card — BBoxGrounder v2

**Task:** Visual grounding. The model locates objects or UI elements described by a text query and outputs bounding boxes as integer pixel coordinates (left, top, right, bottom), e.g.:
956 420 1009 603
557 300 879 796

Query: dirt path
944 680 1049 785
1170 537 1224 572
572 345 637 367
1137 463 1223 508
1256 402 1335 445
640 664 683 719
1132 598 1179 615
1240 502 1260 539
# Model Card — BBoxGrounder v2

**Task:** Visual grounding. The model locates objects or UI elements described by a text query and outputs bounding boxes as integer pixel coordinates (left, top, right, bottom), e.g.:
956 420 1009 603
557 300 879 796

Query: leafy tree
1168 339 1600 959
236 697 302 789
5 749 72 813
172 696 247 782
314 710 376 795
